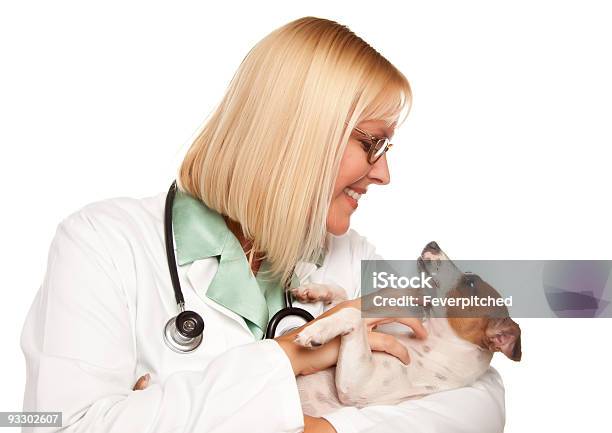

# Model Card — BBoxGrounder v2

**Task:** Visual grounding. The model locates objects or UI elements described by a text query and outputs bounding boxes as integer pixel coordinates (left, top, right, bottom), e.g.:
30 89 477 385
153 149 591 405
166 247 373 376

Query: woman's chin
326 218 350 236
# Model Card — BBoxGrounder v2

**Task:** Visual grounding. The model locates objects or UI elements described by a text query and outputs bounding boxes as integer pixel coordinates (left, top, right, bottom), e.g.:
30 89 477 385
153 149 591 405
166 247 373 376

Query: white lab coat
20 190 506 433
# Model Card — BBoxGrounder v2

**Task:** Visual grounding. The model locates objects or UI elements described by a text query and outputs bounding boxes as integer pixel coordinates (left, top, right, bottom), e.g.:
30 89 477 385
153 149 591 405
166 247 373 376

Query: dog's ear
485 317 522 361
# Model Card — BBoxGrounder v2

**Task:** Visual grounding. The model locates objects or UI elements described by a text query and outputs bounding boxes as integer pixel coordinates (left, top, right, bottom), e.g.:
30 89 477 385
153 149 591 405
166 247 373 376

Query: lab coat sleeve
20 212 304 433
320 235 506 433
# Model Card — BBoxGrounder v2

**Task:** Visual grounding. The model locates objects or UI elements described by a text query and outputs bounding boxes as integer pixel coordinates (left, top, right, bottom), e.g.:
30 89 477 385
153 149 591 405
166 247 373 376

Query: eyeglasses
344 122 394 164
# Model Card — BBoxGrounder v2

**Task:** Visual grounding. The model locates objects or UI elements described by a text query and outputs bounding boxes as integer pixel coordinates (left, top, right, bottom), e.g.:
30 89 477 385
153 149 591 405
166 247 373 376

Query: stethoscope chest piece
163 310 205 353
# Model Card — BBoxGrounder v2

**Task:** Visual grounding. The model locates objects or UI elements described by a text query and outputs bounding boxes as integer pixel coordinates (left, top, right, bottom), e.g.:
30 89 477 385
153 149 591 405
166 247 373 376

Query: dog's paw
294 317 352 348
293 308 362 348
293 327 326 348
290 283 348 304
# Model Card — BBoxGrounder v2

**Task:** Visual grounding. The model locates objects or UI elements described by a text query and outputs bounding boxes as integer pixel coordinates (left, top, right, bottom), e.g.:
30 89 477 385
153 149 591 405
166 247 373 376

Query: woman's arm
21 212 304 433
135 377 338 433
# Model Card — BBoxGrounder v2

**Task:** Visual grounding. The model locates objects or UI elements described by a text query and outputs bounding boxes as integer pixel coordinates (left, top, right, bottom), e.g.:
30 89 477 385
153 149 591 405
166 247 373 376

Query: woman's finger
132 373 150 391
364 317 428 340
367 332 411 365
395 317 428 340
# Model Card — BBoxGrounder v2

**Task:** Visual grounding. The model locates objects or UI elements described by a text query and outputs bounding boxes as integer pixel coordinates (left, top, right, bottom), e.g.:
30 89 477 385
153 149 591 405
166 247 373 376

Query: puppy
292 241 521 417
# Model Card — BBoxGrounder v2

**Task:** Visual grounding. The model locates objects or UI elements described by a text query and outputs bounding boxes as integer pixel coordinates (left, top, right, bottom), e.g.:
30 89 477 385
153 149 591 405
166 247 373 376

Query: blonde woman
21 17 505 433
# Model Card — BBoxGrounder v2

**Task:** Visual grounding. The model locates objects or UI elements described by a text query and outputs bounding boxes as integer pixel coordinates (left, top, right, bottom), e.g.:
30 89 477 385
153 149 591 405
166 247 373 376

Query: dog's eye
465 274 477 288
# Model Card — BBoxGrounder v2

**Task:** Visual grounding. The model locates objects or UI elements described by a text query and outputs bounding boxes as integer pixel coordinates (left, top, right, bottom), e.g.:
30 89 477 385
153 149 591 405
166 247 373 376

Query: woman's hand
132 373 150 390
303 415 336 433
275 297 427 376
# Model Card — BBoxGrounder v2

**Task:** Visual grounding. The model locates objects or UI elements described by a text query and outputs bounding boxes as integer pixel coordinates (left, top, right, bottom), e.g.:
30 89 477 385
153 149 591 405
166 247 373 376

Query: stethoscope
163 181 315 353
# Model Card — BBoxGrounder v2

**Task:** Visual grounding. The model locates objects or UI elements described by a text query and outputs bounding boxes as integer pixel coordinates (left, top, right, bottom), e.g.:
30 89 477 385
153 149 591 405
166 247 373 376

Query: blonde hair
178 16 412 285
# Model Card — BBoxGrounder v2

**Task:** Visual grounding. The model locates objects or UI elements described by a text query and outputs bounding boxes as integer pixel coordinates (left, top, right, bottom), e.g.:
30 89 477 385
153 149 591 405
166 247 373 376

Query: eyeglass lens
370 138 389 163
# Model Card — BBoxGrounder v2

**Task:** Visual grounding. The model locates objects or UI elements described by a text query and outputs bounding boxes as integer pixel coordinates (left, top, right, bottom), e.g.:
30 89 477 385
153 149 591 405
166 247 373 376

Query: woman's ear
485 317 522 361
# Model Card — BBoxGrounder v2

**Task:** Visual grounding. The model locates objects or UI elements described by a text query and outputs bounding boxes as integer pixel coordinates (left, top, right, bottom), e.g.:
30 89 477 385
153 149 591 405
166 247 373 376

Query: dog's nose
425 241 440 251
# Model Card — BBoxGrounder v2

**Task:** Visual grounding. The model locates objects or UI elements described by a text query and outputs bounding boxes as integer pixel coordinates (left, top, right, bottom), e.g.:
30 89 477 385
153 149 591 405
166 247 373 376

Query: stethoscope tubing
164 181 186 309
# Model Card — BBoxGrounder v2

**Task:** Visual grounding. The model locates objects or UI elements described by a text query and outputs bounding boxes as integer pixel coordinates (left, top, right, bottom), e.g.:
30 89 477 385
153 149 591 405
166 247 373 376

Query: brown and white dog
292 241 521 417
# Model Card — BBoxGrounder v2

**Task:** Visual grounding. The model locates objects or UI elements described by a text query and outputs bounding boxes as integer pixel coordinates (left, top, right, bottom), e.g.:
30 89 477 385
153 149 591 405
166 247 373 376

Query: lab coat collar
172 189 229 265
172 189 327 267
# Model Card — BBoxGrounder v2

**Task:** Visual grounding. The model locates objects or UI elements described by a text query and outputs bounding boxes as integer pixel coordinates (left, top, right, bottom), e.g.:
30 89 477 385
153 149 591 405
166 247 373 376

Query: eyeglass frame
343 121 394 164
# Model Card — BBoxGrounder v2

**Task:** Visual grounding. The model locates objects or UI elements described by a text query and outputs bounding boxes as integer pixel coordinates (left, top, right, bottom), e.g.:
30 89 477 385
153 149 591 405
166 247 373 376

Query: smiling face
326 119 396 235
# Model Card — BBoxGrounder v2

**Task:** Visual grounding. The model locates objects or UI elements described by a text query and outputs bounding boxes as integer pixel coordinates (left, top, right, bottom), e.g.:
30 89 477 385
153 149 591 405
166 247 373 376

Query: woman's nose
368 153 391 185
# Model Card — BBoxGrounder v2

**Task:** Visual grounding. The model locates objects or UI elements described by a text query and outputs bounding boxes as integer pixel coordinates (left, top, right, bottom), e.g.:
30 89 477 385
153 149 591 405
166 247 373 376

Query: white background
1 0 611 432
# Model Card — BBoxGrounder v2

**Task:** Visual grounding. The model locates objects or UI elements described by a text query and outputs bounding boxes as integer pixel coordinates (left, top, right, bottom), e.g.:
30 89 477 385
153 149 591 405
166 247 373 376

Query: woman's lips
342 186 365 210
344 191 358 209
349 186 367 194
